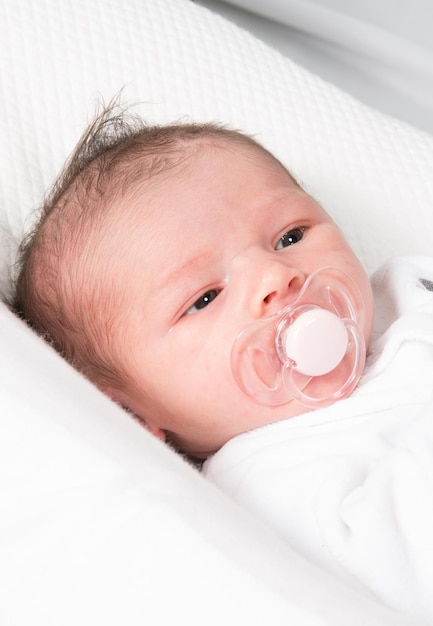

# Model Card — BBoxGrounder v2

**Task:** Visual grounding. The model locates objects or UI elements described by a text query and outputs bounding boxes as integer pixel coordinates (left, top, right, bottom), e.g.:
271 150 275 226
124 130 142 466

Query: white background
198 0 433 135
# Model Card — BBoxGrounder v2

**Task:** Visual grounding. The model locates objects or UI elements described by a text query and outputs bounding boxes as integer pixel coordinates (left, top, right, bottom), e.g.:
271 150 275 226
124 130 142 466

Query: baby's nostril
289 276 303 290
263 291 276 304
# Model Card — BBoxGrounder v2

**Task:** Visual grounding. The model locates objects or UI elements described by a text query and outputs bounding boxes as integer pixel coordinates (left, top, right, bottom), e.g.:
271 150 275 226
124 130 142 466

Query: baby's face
109 141 374 458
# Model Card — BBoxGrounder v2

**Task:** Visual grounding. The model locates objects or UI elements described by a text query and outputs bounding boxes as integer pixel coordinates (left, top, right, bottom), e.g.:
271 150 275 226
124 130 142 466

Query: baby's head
14 105 374 459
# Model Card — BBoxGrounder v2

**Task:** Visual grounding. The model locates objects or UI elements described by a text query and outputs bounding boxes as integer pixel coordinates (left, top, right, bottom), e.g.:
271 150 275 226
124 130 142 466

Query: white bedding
1 0 433 624
204 0 433 135
204 256 433 623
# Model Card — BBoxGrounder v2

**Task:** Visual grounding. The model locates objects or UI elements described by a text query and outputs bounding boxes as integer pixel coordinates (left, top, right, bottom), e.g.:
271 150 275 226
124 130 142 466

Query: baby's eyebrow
162 249 216 290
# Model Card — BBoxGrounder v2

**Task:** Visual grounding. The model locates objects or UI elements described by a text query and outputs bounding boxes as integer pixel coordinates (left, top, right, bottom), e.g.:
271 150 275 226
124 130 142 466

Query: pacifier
231 267 366 408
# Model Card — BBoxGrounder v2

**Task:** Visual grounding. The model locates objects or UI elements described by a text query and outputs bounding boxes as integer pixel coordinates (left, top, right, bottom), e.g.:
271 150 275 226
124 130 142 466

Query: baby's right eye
275 227 305 250
185 289 221 315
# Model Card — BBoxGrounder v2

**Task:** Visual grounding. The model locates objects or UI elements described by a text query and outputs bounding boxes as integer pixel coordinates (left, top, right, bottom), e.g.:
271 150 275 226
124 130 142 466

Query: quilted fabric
1 0 433 302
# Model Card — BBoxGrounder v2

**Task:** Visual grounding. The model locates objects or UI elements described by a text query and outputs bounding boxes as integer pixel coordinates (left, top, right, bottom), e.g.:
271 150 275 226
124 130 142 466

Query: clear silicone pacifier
231 267 366 408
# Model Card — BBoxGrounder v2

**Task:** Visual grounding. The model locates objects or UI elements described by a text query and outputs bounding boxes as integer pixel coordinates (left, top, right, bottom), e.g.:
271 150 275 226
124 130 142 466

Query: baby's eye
276 227 305 250
185 289 221 315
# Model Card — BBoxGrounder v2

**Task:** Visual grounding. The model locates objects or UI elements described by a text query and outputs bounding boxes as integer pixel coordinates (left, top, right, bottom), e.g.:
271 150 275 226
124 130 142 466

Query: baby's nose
262 271 304 307
234 249 306 319
251 267 305 318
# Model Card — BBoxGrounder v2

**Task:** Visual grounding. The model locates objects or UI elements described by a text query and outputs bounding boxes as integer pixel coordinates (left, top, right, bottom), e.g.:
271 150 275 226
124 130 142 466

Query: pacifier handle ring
282 319 366 408
278 307 349 377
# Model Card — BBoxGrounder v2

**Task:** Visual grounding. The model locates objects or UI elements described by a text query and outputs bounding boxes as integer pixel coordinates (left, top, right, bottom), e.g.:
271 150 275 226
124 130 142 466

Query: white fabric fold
204 256 433 623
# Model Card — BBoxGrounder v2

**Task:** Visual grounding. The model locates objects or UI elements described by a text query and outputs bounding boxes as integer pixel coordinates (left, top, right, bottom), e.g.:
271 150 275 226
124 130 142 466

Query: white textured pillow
0 1 430 624
1 0 433 301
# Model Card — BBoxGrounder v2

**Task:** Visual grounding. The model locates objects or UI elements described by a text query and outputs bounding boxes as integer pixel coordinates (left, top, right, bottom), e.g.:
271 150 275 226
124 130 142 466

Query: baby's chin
173 369 360 459
217 395 313 442
232 364 360 432
250 398 314 428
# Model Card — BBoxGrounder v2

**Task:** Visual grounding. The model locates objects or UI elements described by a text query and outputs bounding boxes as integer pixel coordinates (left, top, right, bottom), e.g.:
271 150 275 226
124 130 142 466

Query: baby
13 104 433 621
13 104 374 459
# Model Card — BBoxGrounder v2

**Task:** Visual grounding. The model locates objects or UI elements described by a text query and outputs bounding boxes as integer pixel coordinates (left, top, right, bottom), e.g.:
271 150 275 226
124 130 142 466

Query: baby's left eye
276 227 305 250
185 289 221 315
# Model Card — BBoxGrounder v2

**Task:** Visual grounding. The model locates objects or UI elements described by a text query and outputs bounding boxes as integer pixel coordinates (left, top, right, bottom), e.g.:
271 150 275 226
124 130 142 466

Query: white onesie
203 256 433 624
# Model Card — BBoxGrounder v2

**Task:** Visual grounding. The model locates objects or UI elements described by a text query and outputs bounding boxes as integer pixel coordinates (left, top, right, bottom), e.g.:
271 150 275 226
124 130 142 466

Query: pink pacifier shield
283 309 348 376
231 266 367 408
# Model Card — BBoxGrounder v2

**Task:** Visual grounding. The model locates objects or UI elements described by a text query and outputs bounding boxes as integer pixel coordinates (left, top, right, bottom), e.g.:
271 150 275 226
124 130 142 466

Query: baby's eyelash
184 288 221 315
276 227 305 250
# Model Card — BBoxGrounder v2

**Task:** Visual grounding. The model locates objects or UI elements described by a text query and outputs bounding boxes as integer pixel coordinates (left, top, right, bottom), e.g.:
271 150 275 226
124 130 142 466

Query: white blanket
204 255 433 623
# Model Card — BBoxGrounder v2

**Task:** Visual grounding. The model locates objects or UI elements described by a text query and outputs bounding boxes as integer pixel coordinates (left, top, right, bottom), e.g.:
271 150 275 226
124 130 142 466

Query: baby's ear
102 386 166 443
142 422 167 441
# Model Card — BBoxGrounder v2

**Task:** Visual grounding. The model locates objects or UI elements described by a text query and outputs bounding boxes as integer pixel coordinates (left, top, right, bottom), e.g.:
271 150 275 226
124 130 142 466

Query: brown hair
12 102 283 390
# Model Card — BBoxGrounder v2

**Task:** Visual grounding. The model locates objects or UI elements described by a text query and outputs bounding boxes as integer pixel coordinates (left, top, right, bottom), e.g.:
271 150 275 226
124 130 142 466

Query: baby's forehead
195 134 297 182
61 131 292 242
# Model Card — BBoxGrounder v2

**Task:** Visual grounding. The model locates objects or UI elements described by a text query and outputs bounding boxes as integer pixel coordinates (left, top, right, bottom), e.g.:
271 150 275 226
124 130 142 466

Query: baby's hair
13 101 286 391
